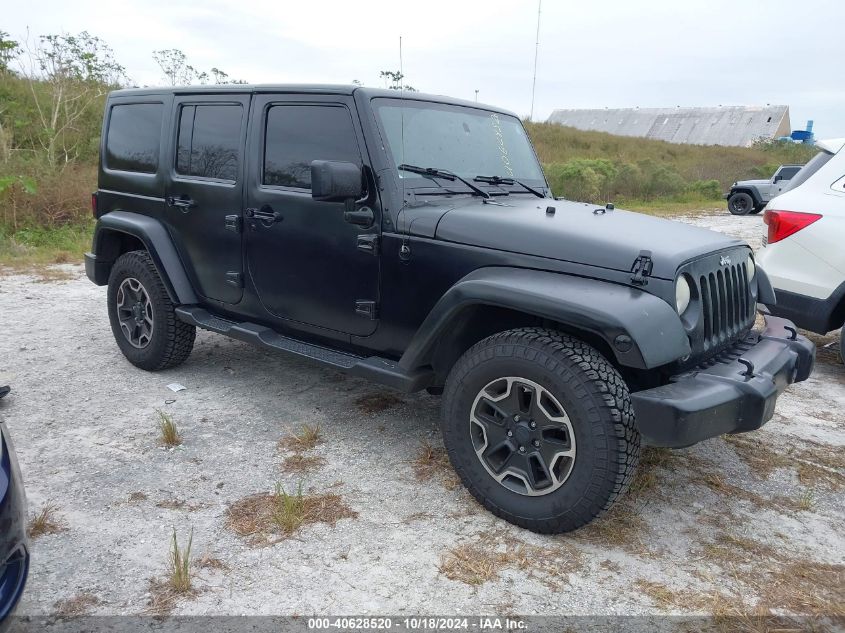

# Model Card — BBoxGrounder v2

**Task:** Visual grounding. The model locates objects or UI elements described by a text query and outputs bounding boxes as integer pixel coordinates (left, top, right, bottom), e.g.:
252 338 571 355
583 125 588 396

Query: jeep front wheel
440 328 640 533
728 192 754 215
107 251 196 371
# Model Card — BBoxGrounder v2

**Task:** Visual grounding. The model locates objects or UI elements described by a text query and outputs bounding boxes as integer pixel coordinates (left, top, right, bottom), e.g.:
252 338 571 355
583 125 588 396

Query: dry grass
15 265 76 283
226 484 357 544
354 392 405 414
157 410 181 447
723 434 845 491
439 543 499 586
700 472 809 513
280 453 326 474
147 528 196 615
27 502 66 538
155 499 206 512
168 528 193 592
411 440 460 490
195 552 229 571
692 529 845 620
278 424 323 453
53 592 100 618
635 580 681 610
573 503 649 553
628 447 678 496
439 535 583 588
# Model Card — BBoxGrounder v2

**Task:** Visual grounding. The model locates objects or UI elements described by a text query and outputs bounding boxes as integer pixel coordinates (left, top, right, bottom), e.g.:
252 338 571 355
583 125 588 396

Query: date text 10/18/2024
307 618 528 631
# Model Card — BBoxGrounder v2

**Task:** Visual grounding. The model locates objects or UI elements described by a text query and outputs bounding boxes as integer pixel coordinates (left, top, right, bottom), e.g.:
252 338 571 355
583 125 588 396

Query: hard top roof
108 84 519 118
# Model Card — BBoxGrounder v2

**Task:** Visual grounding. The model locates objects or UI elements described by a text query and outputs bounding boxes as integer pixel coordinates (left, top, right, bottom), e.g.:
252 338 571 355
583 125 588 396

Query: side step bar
175 306 434 393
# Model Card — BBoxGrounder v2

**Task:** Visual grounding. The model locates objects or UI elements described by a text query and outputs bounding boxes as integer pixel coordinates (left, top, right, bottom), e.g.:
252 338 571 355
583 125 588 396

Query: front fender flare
399 267 690 372
88 211 197 304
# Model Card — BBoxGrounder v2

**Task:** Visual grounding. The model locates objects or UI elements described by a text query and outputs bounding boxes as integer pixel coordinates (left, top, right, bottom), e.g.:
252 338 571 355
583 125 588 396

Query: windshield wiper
398 164 490 199
474 175 546 198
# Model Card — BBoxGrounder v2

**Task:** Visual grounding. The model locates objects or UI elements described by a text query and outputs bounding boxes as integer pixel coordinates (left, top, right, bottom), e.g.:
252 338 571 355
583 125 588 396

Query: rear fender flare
90 211 197 304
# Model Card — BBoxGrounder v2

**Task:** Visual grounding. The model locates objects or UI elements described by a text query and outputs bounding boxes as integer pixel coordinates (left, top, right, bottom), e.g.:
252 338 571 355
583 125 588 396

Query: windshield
783 150 833 192
373 98 546 190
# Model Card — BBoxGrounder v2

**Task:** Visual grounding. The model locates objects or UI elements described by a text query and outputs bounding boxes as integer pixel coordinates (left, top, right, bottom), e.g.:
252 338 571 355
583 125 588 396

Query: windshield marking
490 113 515 178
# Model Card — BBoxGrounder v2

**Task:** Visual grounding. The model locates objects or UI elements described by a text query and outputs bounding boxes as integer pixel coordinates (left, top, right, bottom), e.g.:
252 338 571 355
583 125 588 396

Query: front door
244 94 380 337
165 94 249 304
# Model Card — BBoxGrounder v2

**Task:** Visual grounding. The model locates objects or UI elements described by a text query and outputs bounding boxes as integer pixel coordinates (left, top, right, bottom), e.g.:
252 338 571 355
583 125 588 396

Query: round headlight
676 276 691 314
746 257 756 281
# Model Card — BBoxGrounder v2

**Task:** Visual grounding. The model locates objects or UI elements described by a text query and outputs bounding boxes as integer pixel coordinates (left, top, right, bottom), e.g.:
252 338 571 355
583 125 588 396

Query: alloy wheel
470 376 576 496
116 277 154 348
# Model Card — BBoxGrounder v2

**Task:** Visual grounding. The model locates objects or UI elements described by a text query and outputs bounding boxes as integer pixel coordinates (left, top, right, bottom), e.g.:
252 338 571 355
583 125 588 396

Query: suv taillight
763 209 822 244
91 192 98 218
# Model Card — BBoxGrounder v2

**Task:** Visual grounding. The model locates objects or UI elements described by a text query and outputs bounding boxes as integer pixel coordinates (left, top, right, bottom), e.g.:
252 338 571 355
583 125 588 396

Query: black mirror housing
311 160 363 201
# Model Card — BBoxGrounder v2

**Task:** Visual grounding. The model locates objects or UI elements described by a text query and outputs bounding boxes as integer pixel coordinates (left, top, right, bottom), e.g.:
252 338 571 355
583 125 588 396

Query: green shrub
544 158 618 203
687 179 722 199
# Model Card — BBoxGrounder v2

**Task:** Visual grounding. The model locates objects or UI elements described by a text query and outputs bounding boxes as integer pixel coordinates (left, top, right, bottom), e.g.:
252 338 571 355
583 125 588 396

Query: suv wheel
441 328 640 533
107 251 196 371
728 192 754 215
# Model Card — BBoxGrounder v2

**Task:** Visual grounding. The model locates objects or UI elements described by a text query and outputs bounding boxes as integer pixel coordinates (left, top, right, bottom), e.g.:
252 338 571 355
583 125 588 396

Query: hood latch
630 250 653 286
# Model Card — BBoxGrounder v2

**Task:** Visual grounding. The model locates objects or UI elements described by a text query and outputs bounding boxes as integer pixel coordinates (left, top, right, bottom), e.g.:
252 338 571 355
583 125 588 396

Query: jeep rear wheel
107 251 196 371
440 328 640 533
728 192 754 215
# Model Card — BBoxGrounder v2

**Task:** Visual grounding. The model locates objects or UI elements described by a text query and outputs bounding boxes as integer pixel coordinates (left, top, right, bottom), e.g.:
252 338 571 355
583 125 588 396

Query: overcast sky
7 0 845 137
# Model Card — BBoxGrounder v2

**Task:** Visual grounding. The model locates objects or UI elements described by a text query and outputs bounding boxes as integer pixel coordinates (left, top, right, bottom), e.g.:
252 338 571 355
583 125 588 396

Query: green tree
0 31 20 73
379 70 416 92
21 31 125 167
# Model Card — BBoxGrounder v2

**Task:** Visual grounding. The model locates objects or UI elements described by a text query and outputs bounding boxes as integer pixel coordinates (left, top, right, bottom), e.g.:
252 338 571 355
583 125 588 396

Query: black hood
424 197 746 280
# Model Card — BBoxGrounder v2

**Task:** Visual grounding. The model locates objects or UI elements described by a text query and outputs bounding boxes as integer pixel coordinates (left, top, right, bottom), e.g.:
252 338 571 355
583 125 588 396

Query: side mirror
311 160 363 202
773 175 782 183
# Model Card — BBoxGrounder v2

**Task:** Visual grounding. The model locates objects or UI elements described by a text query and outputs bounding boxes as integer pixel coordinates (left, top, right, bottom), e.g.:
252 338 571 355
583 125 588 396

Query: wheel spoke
503 380 535 416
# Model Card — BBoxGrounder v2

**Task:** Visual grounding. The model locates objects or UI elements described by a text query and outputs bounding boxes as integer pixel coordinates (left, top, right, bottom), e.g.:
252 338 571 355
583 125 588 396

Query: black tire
107 250 195 371
749 207 763 215
728 192 754 216
840 325 844 365
440 327 640 533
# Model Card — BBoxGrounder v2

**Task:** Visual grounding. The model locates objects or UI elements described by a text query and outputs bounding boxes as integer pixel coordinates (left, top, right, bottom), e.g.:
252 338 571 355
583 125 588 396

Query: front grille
677 247 757 363
699 261 755 352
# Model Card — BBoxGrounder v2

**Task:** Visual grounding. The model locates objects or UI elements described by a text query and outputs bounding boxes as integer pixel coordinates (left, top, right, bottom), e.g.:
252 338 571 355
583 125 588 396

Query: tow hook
738 358 755 377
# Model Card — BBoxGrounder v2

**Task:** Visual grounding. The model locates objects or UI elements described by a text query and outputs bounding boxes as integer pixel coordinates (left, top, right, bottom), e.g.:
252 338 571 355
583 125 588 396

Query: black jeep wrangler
85 85 814 533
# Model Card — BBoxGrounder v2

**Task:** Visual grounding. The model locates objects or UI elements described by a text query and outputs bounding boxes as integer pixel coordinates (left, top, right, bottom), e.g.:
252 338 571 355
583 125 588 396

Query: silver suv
726 164 802 215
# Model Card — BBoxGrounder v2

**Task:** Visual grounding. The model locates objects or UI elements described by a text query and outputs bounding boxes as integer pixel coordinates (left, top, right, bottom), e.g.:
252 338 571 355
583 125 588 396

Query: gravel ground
1 210 843 624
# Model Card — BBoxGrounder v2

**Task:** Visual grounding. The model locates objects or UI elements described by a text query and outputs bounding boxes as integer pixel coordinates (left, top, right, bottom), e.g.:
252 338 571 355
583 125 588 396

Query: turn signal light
763 210 821 244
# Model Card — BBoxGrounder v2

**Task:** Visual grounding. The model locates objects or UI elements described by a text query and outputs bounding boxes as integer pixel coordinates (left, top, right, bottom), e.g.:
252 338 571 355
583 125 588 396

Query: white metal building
546 105 791 147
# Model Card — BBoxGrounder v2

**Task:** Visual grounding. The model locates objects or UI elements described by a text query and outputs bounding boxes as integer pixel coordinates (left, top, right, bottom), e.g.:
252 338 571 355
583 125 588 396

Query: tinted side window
264 105 360 189
176 104 243 181
105 103 163 173
779 166 800 180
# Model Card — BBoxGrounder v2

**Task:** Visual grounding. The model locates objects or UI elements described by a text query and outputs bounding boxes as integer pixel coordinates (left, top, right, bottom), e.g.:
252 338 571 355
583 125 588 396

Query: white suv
756 138 845 362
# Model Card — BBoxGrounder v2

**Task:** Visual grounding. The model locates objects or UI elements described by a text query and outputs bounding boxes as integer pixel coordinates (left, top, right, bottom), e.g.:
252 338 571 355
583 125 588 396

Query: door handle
344 206 374 227
247 205 283 225
166 195 197 209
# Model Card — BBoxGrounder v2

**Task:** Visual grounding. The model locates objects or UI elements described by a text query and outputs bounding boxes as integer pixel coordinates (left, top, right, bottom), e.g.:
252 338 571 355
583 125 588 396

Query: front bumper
631 316 815 447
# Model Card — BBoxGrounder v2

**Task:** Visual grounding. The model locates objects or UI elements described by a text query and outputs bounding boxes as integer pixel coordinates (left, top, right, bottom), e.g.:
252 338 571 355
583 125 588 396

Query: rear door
244 94 380 336
165 94 249 304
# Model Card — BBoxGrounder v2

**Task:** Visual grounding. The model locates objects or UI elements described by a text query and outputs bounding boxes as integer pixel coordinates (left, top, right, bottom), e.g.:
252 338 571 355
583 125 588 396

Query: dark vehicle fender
86 211 197 304
398 267 690 373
